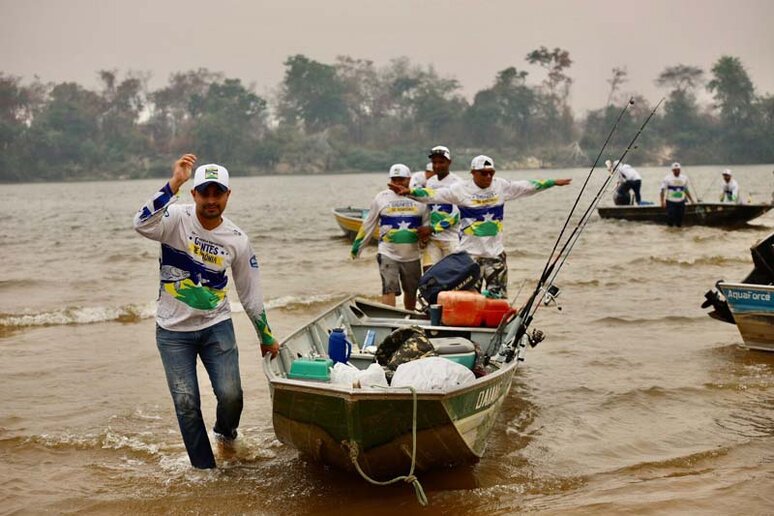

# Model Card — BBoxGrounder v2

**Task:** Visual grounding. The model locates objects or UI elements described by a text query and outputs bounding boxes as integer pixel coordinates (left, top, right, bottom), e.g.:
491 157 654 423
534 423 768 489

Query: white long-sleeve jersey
351 189 428 262
133 182 274 343
410 177 557 258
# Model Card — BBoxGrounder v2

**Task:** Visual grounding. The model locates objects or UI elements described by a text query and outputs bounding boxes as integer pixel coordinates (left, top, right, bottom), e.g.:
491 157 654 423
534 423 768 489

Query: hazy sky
2 0 772 114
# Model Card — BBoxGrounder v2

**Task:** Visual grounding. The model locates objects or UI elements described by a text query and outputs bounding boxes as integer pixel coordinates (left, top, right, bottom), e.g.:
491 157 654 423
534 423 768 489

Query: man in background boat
659 162 696 227
133 154 278 469
720 169 740 203
391 155 572 298
351 164 430 310
422 145 462 272
409 162 435 189
609 159 643 205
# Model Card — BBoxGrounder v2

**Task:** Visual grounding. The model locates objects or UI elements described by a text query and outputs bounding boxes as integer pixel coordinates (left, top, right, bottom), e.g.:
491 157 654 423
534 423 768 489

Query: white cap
389 163 411 178
671 162 681 170
425 162 434 172
721 168 732 177
470 155 495 171
429 145 451 160
193 164 230 191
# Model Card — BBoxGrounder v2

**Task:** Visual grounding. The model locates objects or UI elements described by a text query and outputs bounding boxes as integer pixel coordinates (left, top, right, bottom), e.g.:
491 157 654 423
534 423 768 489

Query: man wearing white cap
720 169 739 203
391 155 571 298
134 154 277 469
351 163 430 310
659 162 696 227
409 162 435 190
422 145 463 271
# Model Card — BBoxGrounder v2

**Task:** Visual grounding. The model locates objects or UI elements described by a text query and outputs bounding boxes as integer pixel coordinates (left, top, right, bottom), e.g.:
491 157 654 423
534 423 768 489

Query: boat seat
430 337 475 355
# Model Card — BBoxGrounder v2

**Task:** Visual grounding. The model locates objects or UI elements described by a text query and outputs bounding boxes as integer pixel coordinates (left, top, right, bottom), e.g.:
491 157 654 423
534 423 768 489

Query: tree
147 69 223 153
189 78 268 165
707 56 757 161
278 54 349 133
606 67 628 106
655 64 704 93
707 56 755 126
654 64 706 161
525 47 575 145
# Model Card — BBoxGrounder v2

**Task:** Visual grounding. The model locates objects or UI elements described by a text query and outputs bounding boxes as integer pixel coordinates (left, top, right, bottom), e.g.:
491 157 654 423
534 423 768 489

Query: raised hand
554 178 573 186
170 153 197 193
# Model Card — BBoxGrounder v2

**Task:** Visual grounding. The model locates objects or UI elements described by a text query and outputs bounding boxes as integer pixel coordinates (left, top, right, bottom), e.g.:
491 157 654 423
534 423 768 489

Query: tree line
1 49 772 182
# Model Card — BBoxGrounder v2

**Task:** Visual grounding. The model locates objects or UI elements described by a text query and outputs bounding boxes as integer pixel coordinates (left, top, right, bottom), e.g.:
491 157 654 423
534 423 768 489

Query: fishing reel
542 284 562 311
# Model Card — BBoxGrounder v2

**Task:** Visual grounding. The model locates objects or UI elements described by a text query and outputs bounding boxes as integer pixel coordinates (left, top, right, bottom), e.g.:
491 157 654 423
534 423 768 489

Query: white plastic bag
391 357 475 391
330 362 388 388
358 363 388 388
330 362 359 386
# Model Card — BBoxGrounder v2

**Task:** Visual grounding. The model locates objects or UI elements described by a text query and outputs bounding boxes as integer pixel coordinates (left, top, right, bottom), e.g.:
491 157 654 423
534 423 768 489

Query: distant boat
597 202 773 227
332 207 377 241
262 296 530 479
702 231 774 352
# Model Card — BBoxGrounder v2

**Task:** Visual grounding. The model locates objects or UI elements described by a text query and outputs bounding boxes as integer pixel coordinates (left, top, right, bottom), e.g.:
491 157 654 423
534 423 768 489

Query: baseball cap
428 145 451 160
425 162 434 172
194 164 229 192
389 164 411 178
721 168 732 177
470 155 495 171
671 162 681 170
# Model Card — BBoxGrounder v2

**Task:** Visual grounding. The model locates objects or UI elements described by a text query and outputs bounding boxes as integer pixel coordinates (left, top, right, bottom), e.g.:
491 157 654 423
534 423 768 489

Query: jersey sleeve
133 182 180 241
232 241 275 345
503 179 556 201
351 197 381 258
409 185 460 205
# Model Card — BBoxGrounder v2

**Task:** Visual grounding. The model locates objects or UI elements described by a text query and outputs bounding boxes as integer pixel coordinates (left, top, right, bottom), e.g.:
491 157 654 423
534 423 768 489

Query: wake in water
0 292 349 330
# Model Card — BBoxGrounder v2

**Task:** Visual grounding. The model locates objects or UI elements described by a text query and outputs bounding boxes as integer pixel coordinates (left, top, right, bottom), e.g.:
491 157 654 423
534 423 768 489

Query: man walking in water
391 155 572 298
351 164 429 310
133 153 278 469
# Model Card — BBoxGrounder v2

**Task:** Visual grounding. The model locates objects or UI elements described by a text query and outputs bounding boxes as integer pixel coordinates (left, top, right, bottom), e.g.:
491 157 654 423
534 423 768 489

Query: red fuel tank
438 291 515 327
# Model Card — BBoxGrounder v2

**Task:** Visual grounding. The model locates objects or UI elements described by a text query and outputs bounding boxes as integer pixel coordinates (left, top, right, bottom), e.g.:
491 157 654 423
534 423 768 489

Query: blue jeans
156 319 243 469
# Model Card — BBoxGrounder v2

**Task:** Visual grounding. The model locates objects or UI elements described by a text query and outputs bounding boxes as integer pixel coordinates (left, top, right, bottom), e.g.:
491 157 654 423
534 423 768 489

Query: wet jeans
666 200 686 227
156 319 243 469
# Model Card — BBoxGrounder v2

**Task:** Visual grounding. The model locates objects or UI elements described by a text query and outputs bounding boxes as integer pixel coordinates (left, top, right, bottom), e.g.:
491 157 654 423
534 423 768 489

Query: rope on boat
344 385 428 506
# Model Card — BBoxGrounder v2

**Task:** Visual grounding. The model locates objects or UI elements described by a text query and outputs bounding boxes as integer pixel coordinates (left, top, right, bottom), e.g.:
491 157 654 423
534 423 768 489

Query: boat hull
718 282 774 352
264 296 524 478
597 203 772 226
271 364 516 477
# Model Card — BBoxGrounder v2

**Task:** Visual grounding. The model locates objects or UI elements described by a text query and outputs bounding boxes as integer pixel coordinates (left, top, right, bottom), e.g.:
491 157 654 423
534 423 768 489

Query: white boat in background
703 231 774 352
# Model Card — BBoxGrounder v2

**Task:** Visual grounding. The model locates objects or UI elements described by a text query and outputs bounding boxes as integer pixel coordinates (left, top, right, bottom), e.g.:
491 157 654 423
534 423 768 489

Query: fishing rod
501 98 663 362
538 98 665 304
537 98 635 285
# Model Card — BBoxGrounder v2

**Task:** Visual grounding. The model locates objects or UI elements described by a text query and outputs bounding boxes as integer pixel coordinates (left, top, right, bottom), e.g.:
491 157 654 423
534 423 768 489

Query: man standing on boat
659 162 696 227
720 169 740 203
409 162 435 190
351 164 430 310
422 145 462 272
133 153 278 470
391 155 572 298
610 160 643 205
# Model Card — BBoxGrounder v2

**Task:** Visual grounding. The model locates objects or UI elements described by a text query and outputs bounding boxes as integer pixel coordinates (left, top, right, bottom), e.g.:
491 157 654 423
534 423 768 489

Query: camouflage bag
375 326 438 378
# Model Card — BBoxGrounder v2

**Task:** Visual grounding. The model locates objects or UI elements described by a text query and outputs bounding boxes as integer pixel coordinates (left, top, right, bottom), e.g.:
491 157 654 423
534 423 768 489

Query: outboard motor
701 288 735 324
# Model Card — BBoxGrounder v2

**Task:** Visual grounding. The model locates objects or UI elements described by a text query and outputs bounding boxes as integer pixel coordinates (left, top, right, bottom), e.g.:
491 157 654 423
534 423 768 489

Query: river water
1 165 773 514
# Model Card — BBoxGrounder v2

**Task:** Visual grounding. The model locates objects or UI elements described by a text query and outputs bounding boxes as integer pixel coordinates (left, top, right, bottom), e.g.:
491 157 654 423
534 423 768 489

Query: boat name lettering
475 383 503 410
727 289 771 302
